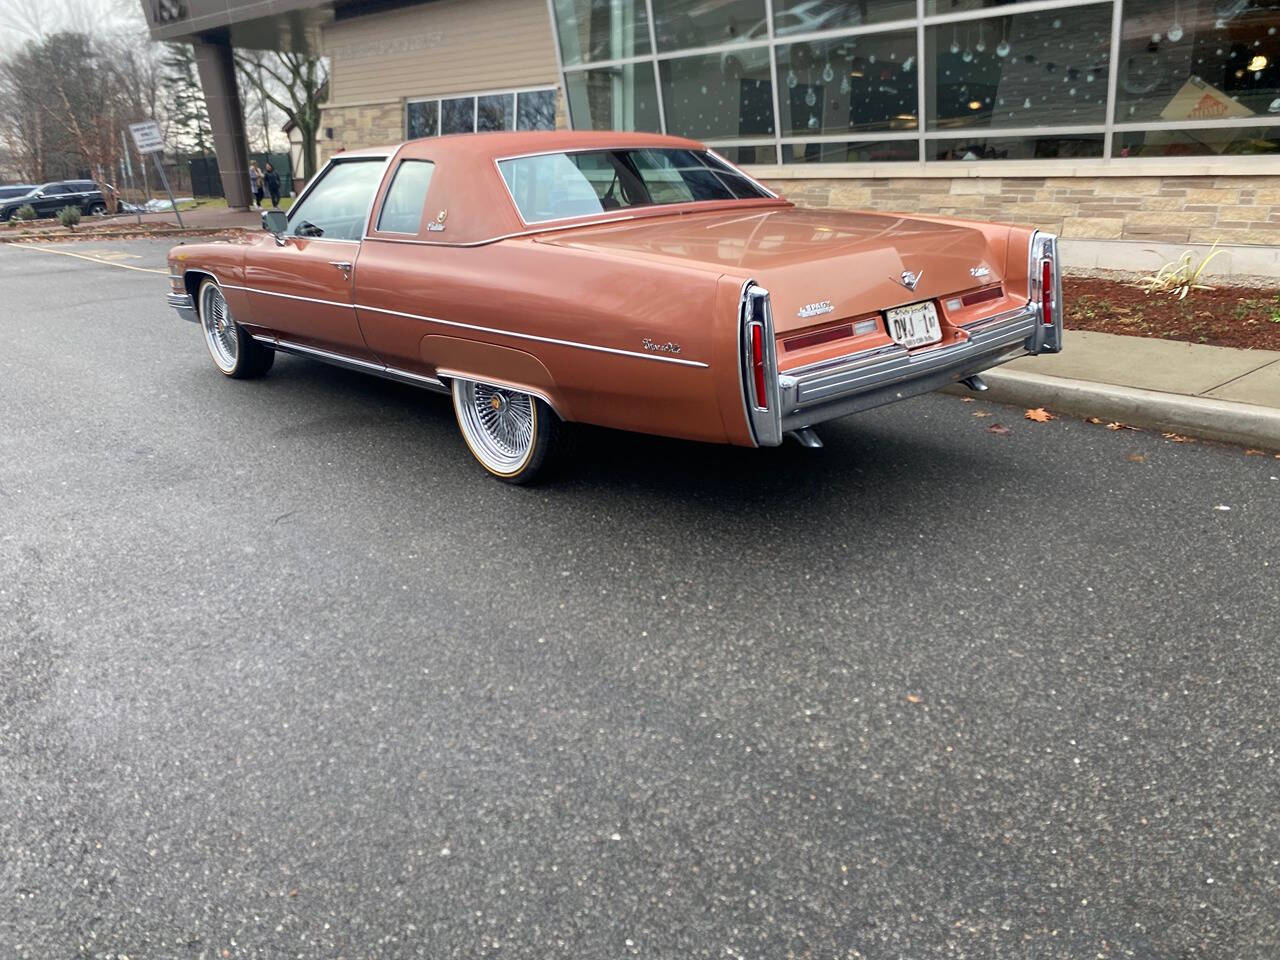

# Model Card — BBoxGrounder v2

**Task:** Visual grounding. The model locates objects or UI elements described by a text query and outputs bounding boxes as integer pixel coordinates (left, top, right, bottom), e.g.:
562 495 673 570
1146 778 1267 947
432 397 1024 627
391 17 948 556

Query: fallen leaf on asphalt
1244 449 1266 456
972 410 992 418
906 693 922 704
1024 407 1055 422
1106 422 1125 430
1214 505 1231 511
1162 432 1194 443
960 396 975 403
1087 417 1104 424
987 423 1011 435
1126 453 1146 463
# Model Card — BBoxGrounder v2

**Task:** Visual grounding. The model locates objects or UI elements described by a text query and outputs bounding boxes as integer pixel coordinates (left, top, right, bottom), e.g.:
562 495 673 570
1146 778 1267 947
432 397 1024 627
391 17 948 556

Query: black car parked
0 180 111 221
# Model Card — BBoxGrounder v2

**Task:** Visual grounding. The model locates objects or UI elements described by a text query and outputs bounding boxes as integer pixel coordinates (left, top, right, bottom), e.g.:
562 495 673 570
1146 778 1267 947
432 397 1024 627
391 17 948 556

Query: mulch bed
1065 276 1280 351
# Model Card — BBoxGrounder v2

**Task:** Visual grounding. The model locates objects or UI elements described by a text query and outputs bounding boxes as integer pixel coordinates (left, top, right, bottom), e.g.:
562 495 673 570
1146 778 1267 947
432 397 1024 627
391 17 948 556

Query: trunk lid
535 205 1010 333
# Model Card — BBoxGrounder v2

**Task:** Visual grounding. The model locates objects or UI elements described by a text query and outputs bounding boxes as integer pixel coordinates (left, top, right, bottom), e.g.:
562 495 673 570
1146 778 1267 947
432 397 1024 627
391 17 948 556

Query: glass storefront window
774 0 915 36
565 65 660 130
406 100 438 139
929 132 1105 160
782 139 919 162
1115 0 1280 124
1114 126 1280 157
777 29 918 136
652 0 767 53
925 0 1034 12
714 144 777 164
547 0 1274 165
441 97 475 134
927 6 1113 129
552 0 650 66
477 93 515 131
517 90 558 130
659 48 775 140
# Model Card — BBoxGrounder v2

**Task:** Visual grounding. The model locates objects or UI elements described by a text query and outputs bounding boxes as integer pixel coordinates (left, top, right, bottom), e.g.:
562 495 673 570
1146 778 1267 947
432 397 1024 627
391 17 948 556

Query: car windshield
497 148 769 224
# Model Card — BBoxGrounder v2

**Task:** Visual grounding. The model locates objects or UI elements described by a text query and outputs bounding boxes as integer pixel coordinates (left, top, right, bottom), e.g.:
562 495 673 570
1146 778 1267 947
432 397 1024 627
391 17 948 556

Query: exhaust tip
786 428 823 449
962 375 989 392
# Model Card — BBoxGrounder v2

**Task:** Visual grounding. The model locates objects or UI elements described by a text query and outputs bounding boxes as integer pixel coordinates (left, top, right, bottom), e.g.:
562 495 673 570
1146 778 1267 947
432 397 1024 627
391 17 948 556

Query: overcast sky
0 0 148 54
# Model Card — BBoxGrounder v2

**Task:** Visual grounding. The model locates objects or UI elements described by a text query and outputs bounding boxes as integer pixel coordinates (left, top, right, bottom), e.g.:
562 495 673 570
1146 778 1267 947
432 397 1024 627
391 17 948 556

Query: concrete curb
945 369 1280 450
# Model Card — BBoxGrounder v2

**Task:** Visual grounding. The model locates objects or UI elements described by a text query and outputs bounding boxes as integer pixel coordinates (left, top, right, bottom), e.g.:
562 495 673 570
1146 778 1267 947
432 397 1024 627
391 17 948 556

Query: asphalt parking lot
1 238 1277 959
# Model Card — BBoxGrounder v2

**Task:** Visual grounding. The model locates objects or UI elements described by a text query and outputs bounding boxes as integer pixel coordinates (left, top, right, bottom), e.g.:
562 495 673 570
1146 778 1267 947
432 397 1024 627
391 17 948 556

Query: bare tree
234 49 328 178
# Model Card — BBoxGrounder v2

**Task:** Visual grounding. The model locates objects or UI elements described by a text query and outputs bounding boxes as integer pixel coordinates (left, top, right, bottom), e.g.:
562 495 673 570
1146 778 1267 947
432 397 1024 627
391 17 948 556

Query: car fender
421 335 568 420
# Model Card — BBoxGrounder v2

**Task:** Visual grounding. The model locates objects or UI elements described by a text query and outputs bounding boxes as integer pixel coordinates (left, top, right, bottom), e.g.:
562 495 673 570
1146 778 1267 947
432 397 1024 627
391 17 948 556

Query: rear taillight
750 322 767 409
1041 258 1054 326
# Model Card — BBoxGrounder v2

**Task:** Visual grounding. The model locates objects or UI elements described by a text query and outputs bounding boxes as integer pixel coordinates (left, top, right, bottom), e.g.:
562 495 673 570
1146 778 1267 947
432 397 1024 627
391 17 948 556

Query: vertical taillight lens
750 322 767 409
1041 258 1054 326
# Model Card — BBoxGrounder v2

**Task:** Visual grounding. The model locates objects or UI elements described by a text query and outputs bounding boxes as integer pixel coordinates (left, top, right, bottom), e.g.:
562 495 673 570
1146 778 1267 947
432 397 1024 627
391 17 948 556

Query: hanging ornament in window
822 62 834 84
902 55 915 72
804 88 817 107
950 26 960 56
807 114 819 129
840 75 851 95
976 23 987 54
786 69 798 89
1167 0 1184 42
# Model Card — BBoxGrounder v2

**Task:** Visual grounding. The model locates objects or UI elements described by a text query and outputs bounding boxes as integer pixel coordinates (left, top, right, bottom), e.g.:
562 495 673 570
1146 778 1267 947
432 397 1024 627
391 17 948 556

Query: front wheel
451 379 560 484
198 279 274 379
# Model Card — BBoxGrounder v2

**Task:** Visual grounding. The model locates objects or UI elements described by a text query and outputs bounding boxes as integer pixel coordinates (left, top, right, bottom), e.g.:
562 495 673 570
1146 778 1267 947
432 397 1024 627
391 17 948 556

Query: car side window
287 159 386 241
376 160 435 234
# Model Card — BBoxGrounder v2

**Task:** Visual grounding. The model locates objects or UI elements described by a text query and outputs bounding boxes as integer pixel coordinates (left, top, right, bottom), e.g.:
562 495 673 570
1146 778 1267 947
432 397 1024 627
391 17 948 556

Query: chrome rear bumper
167 292 198 323
777 303 1046 433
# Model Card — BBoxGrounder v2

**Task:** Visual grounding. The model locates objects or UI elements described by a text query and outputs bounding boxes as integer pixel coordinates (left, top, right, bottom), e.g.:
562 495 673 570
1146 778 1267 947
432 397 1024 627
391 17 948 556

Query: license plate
885 301 942 349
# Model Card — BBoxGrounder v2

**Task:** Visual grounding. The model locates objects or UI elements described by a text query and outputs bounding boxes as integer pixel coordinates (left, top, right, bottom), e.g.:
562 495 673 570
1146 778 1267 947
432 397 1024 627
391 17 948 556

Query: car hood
536 205 1015 333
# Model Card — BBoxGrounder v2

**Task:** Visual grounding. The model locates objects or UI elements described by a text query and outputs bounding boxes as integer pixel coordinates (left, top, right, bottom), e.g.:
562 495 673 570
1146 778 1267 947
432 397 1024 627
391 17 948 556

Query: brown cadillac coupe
166 131 1062 483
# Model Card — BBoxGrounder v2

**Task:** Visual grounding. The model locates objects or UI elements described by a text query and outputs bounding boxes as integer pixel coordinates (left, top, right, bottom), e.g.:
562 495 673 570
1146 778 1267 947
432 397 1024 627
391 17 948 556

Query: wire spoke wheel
200 282 240 374
453 380 539 476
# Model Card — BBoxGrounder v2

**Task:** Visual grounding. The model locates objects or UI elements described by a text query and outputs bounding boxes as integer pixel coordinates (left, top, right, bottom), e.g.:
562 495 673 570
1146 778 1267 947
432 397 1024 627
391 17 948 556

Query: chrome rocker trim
254 336 452 395
167 292 198 323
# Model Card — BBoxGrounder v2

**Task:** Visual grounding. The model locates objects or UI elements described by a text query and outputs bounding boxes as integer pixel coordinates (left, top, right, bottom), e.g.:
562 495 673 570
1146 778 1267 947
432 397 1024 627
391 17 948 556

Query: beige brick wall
764 175 1280 247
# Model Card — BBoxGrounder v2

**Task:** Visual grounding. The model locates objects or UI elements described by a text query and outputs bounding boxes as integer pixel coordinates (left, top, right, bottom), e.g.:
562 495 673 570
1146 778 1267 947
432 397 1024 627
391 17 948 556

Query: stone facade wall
319 102 405 163
764 175 1280 248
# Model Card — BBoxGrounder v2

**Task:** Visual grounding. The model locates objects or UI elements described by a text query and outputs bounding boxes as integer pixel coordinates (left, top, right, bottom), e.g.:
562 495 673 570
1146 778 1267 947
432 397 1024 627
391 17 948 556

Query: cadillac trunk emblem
428 209 448 232
797 299 834 319
896 270 923 291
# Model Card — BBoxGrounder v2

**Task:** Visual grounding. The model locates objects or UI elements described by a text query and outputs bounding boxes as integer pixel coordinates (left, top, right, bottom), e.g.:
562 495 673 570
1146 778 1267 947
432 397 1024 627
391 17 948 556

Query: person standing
264 163 281 209
248 161 264 209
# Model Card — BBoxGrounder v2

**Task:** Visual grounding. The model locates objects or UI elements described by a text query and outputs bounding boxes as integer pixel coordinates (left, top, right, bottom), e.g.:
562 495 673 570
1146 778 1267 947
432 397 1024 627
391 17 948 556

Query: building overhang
139 0 336 52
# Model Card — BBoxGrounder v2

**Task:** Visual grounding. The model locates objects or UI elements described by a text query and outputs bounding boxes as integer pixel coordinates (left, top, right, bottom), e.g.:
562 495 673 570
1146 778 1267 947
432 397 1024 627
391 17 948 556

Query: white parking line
8 243 167 275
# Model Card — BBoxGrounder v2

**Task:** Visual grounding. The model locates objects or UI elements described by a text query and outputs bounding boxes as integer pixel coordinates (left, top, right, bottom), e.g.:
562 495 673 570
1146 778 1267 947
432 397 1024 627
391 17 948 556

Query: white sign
129 120 165 154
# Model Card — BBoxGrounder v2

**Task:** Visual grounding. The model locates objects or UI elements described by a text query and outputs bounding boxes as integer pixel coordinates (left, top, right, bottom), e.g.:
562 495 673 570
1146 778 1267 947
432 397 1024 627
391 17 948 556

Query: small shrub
1134 241 1224 301
57 205 81 230
14 204 37 221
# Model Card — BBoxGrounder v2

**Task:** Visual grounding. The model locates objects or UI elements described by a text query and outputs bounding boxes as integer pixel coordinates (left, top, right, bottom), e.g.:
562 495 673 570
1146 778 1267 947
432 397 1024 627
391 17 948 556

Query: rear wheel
198 279 274 379
86 201 107 215
451 378 560 484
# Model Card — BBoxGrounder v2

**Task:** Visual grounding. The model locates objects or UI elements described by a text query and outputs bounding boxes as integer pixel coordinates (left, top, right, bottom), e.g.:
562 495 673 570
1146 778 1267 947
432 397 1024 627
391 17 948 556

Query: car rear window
497 148 769 224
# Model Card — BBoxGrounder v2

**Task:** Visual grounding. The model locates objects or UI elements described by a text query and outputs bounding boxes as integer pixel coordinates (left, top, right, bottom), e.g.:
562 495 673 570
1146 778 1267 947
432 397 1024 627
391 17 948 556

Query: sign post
120 129 143 226
128 120 184 228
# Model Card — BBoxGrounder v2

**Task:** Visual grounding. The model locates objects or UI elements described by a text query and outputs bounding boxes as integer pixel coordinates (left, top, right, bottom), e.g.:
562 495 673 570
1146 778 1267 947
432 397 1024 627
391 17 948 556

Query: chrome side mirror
261 209 288 245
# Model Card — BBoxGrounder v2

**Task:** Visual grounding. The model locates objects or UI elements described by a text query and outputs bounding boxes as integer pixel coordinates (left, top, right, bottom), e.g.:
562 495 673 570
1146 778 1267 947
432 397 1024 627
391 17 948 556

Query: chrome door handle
329 260 353 278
